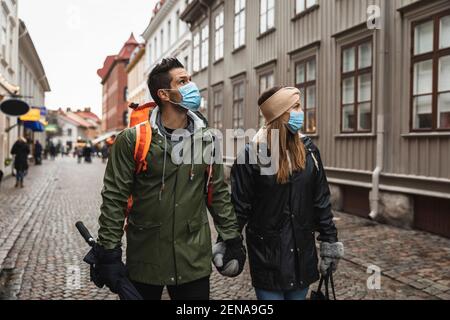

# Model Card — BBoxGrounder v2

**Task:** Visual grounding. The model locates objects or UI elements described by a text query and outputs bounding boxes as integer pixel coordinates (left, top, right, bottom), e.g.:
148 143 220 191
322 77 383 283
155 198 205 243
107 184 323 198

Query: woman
11 137 30 188
230 86 344 300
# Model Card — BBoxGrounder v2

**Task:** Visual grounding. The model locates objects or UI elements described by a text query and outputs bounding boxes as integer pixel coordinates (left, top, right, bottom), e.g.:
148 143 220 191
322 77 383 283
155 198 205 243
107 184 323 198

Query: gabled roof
65 112 96 128
76 111 101 123
97 34 140 83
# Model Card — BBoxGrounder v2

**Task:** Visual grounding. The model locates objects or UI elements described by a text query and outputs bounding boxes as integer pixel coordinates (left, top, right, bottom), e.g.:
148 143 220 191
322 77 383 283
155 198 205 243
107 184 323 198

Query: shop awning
24 120 46 132
45 124 58 132
20 108 41 121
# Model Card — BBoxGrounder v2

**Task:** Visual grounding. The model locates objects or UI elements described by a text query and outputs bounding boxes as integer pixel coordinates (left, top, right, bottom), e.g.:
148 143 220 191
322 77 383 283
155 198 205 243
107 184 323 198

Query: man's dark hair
148 57 185 107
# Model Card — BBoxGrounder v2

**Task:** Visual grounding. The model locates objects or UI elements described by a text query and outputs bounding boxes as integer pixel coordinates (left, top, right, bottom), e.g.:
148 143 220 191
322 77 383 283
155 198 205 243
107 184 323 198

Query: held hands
319 242 344 276
212 236 246 278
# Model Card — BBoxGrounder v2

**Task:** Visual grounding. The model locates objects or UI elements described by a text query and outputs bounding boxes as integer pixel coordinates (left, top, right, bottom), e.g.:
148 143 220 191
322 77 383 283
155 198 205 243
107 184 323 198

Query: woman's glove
319 242 344 276
212 236 246 278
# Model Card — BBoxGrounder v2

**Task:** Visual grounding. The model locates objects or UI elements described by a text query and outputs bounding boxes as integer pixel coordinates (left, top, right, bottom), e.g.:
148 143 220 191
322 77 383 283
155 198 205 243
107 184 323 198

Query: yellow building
126 44 147 106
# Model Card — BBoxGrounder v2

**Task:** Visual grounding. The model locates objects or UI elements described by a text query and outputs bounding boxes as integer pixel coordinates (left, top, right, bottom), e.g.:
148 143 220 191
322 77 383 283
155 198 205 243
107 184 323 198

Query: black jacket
231 136 338 291
11 140 30 171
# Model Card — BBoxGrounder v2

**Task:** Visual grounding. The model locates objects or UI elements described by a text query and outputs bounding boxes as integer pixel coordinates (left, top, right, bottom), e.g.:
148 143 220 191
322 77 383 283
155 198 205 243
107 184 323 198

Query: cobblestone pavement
0 157 449 300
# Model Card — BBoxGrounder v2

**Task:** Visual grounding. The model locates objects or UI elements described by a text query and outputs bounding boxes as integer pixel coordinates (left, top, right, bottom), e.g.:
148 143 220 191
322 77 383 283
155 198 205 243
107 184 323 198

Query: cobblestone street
0 158 449 300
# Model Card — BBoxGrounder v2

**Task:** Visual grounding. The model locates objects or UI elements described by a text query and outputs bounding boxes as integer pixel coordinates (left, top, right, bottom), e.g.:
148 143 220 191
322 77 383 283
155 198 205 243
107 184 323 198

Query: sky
19 0 158 118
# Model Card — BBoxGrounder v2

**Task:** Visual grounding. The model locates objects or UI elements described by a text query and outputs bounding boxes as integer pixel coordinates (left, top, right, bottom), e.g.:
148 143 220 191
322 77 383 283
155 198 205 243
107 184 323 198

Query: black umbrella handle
76 221 96 247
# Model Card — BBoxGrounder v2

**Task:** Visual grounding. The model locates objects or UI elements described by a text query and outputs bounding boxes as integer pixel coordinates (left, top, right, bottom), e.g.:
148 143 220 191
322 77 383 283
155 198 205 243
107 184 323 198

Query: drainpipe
199 0 212 113
369 1 388 220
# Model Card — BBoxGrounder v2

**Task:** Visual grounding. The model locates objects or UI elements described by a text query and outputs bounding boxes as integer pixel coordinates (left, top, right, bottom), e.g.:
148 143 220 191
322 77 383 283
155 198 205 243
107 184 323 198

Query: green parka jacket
97 107 240 286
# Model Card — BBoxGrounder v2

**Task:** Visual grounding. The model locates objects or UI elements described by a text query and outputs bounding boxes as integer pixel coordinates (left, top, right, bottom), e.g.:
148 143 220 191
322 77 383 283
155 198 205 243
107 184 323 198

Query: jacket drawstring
189 134 195 181
159 136 167 201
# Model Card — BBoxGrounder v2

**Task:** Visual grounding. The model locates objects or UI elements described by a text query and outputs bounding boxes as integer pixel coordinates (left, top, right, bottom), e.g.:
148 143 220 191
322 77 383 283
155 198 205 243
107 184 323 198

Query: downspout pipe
369 1 388 220
199 0 212 112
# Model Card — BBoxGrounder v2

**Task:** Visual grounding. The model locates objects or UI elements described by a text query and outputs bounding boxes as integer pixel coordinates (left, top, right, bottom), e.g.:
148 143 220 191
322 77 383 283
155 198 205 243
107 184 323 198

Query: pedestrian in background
101 143 109 163
49 143 56 160
83 143 93 163
228 86 344 300
34 140 43 165
11 137 30 188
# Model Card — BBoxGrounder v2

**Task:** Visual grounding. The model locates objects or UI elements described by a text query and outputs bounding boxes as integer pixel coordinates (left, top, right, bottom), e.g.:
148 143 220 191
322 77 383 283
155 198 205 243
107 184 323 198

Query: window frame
258 71 275 128
201 25 209 70
232 80 246 130
214 9 224 62
410 10 450 132
192 31 201 72
259 0 275 36
295 56 317 134
340 36 374 133
213 87 224 130
234 0 246 50
294 0 318 16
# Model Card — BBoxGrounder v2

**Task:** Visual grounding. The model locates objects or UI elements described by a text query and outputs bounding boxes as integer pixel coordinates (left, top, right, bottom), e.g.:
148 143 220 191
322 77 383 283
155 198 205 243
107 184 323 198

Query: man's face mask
165 82 202 112
287 111 304 134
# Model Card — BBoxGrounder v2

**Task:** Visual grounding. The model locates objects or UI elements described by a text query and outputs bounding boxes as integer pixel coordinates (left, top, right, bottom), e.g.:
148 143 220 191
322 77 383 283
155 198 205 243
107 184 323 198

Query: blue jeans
16 170 25 182
255 287 309 300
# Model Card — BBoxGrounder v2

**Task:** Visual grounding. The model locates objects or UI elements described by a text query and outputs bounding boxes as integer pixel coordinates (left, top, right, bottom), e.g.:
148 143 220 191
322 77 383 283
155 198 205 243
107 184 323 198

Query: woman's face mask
165 82 202 112
287 111 304 134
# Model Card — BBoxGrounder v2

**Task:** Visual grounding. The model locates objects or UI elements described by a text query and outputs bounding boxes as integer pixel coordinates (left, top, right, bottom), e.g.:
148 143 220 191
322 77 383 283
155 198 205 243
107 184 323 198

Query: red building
97 34 139 132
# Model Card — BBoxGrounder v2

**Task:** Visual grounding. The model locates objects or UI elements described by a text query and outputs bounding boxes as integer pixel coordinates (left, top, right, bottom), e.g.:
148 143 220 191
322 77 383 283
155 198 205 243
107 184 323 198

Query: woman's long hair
258 86 306 184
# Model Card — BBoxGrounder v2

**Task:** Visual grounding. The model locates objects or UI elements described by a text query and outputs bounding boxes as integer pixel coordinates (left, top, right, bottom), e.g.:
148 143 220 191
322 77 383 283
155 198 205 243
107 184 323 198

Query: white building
142 0 198 104
0 0 20 177
18 19 50 148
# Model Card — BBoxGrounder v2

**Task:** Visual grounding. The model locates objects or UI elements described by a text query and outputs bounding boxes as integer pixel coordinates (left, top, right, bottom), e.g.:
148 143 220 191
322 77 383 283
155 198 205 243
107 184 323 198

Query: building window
1 9 7 57
296 58 317 133
160 29 164 53
412 11 450 131
68 128 72 137
176 10 180 39
201 25 209 69
200 90 208 116
193 32 200 72
295 0 317 15
213 89 223 129
258 72 274 127
215 10 224 61
233 81 245 129
260 0 275 34
154 37 158 60
184 56 189 73
148 44 152 65
234 0 246 49
168 20 172 46
8 24 13 64
341 38 373 133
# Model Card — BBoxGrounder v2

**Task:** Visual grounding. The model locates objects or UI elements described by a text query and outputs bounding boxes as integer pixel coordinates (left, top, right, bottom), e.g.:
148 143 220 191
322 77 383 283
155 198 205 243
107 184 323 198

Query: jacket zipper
289 179 302 287
172 166 179 286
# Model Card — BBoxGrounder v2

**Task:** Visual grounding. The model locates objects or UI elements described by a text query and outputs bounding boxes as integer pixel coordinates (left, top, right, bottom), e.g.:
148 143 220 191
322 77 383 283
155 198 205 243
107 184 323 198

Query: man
34 140 43 165
95 58 245 300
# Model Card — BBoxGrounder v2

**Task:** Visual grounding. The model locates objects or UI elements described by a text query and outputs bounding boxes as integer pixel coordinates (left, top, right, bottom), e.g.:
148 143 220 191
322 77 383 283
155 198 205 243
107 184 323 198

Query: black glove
212 236 246 278
84 244 127 294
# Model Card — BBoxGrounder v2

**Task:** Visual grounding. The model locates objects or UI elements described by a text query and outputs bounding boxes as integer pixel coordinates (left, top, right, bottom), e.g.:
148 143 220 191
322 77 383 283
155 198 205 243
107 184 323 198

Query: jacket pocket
126 220 161 266
246 228 281 271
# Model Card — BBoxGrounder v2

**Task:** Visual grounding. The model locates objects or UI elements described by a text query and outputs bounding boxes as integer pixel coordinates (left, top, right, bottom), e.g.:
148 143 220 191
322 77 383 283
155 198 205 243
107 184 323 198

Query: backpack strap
302 136 320 172
124 121 152 231
134 121 152 174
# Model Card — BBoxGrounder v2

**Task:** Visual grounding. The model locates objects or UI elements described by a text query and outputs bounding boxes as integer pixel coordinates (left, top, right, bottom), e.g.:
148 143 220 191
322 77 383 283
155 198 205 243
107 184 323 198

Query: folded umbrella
76 221 143 300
